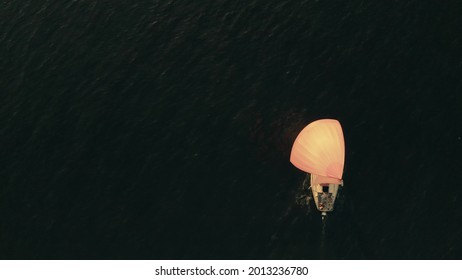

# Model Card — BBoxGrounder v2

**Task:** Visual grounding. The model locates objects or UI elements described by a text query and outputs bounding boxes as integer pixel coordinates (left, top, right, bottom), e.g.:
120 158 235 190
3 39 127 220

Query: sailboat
290 119 345 218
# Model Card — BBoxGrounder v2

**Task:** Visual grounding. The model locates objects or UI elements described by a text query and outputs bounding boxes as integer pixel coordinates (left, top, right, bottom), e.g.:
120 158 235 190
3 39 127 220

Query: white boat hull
310 174 342 213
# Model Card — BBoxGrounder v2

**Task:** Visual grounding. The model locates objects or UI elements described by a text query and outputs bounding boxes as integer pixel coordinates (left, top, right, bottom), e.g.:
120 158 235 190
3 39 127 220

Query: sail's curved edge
311 174 342 185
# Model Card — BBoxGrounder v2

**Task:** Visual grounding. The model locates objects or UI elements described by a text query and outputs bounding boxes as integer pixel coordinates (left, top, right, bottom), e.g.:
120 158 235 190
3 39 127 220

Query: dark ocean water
1 0 462 259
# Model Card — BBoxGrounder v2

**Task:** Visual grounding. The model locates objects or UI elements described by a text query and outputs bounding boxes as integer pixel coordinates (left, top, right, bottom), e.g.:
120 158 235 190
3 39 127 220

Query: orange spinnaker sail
290 119 345 182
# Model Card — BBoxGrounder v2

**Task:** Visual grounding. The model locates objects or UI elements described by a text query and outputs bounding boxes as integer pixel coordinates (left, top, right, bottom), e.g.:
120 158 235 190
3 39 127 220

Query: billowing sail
290 119 345 181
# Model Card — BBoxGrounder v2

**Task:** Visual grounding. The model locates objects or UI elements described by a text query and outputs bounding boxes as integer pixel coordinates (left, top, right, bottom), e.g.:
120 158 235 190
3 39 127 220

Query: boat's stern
310 177 341 213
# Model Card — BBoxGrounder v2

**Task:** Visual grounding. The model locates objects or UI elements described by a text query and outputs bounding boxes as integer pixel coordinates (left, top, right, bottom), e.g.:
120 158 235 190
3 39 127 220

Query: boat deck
316 192 335 211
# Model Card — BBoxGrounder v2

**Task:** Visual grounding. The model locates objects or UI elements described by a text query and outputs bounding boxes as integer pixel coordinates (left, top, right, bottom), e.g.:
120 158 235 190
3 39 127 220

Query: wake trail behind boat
319 217 327 259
